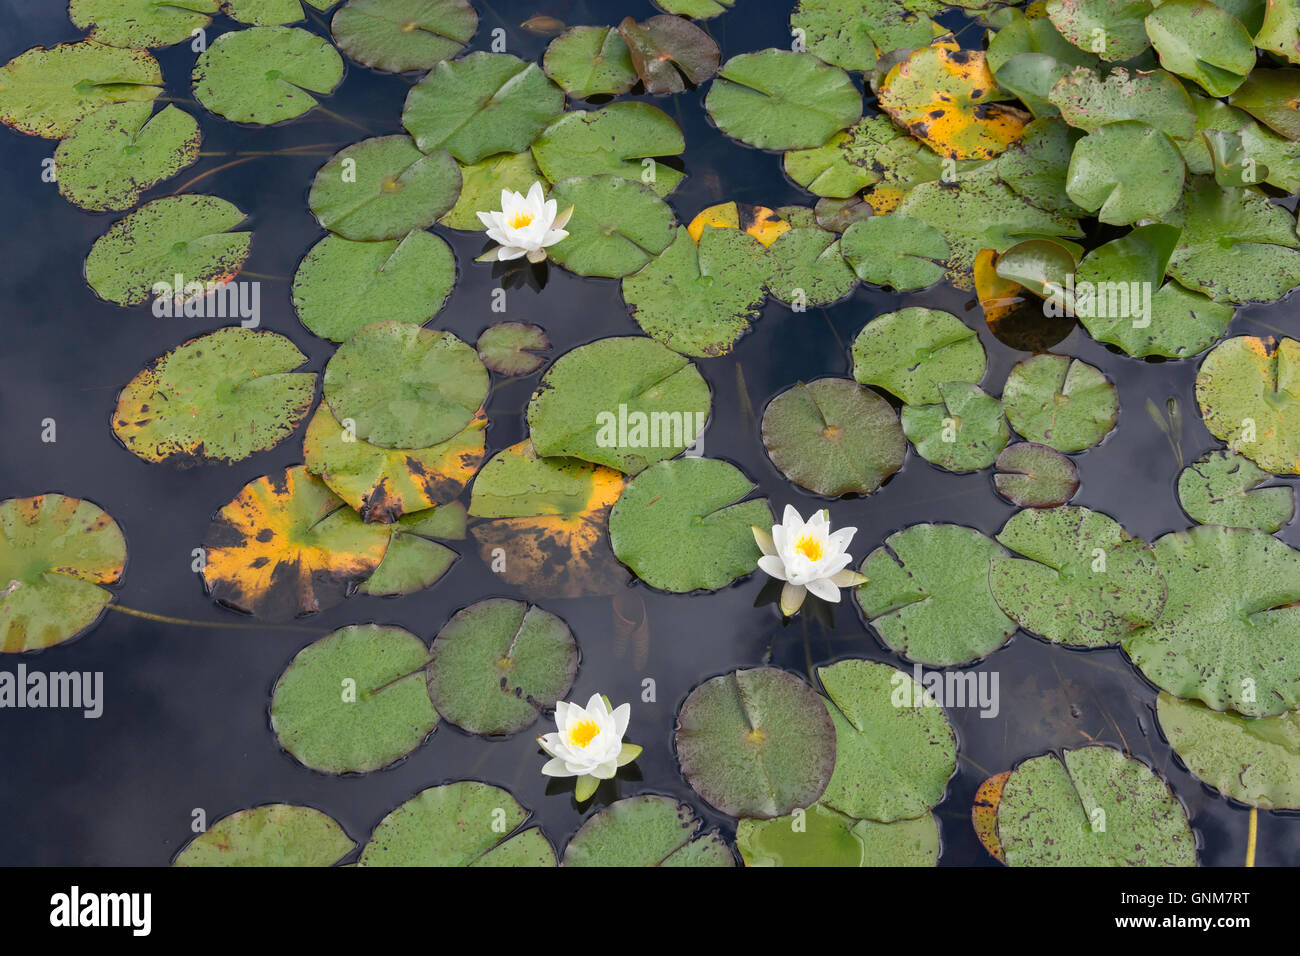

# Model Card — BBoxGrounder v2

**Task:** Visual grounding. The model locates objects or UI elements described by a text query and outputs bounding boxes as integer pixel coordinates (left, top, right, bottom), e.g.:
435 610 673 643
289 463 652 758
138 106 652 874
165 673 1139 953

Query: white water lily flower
476 181 572 263
538 693 640 801
754 505 868 617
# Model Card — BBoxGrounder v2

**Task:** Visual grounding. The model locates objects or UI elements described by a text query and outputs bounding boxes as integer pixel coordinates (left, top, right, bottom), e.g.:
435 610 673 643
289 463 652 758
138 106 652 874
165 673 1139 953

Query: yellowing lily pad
686 202 790 247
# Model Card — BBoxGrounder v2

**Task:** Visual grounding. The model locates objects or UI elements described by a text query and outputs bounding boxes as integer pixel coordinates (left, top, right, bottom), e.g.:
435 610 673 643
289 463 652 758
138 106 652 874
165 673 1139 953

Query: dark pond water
1 0 1297 866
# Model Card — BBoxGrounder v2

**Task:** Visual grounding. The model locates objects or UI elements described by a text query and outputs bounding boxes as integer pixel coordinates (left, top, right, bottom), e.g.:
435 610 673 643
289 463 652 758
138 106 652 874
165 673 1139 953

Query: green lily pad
851 307 986 405
1177 449 1295 532
652 0 733 17
438 150 544 231
990 505 1166 647
609 458 772 593
856 523 1017 666
816 659 956 821
53 102 200 212
997 116 1089 216
223 0 332 25
476 322 549 375
995 237 1079 297
1196 335 1300 473
622 226 769 357
357 503 465 595
992 442 1080 507
526 336 709 474
323 322 488 450
192 26 343 124
765 226 857 307
618 15 720 94
174 805 354 866
1123 524 1300 716
532 103 684 197
675 667 836 818
790 0 933 73
1157 692 1300 810
308 135 461 241
71 0 220 48
902 382 1009 473
1145 0 1255 97
561 795 734 867
303 403 485 522
542 26 637 98
331 0 477 73
997 746 1195 866
292 231 455 341
839 215 950 291
0 495 126 653
1066 121 1184 224
1046 0 1155 61
0 40 161 138
705 50 862 150
761 378 906 496
544 175 675 277
1001 354 1117 452
85 194 252 306
402 51 564 163
1048 66 1195 138
783 116 905 199
112 328 314 465
737 805 939 866
425 598 577 737
270 624 440 774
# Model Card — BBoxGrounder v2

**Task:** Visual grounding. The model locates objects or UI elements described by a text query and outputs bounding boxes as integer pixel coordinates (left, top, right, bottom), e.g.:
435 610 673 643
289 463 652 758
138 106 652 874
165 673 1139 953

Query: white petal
541 757 573 777
526 181 546 206
758 554 789 581
541 228 568 246
781 504 803 529
585 692 606 717
806 575 841 603
591 759 618 780
476 210 496 228
611 703 630 738
496 245 529 261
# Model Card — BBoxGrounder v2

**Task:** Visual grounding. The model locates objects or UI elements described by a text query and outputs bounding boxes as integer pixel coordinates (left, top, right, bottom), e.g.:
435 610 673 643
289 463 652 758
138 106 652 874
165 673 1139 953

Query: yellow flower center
568 720 600 749
794 534 824 562
508 211 535 229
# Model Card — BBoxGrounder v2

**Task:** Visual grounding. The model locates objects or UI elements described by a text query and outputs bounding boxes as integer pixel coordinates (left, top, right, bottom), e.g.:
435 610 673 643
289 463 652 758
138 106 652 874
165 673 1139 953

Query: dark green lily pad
544 175 675 277
1157 692 1300 810
308 135 461 241
851 307 986 405
618 15 720 94
1196 335 1300 473
675 667 836 818
85 194 251 306
526 336 709 474
358 503 465 595
193 26 343 124
439 150 544 231
790 0 933 73
856 523 1017 666
1048 66 1195 138
997 746 1195 866
477 322 549 375
1002 354 1117 452
1177 449 1295 532
532 103 684 197
1046 0 1154 62
1256 0 1300 64
817 659 956 822
705 50 862 150
993 442 1080 507
1066 121 1184 224
71 0 220 48
1145 0 1255 97
1230 69 1300 141
840 215 950 291
761 378 906 496
426 598 577 737
324 322 488 450
174 805 354 866
737 805 939 866
902 382 1010 473
562 795 734 867
331 0 477 73
542 26 637 98
270 624 440 774
402 51 564 163
359 782 555 866
609 458 772 593
997 117 1089 215
0 494 126 653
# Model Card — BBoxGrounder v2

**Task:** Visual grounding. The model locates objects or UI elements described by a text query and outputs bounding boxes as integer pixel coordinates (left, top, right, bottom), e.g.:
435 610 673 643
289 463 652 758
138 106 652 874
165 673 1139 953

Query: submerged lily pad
357 503 464 595
544 175 675 277
542 26 637 98
997 746 1195 866
201 466 391 620
851 308 986 405
532 103 684 197
562 795 734 867
271 624 439 774
856 523 1017 666
331 0 477 73
0 40 162 138
174 805 354 867
71 0 220 49
992 442 1080 507
526 336 709 473
54 102 201 212
323 323 488 450
705 50 862 150
476 322 549 375
193 26 343 124
402 51 564 163
816 659 956 822
1196 336 1300 473
902 382 1010 473
113 328 315 465
990 506 1166 647
609 458 772 593
675 667 836 818
738 805 939 866
1001 354 1117 452
426 598 577 737
1157 692 1300 810
0 495 126 653
1177 450 1294 532
359 782 555 866
1123 524 1300 716
761 378 906 497
85 194 252 306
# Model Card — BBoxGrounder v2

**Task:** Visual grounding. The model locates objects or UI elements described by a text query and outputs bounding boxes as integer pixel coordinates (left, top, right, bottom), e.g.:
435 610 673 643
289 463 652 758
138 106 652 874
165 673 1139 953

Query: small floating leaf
851 307 986 406
997 116 1088 216
902 381 1009 473
738 805 939 866
532 103 685 197
1001 353 1117 453
174 805 354 866
972 771 1010 863
1195 335 1300 473
331 0 477 73
765 226 857 307
192 26 343 124
840 215 950 291
1231 69 1300 141
542 26 637 98
562 795 734 867
992 441 1079 507
1177 449 1295 532
476 322 550 375
783 116 906 199
358 503 465 595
